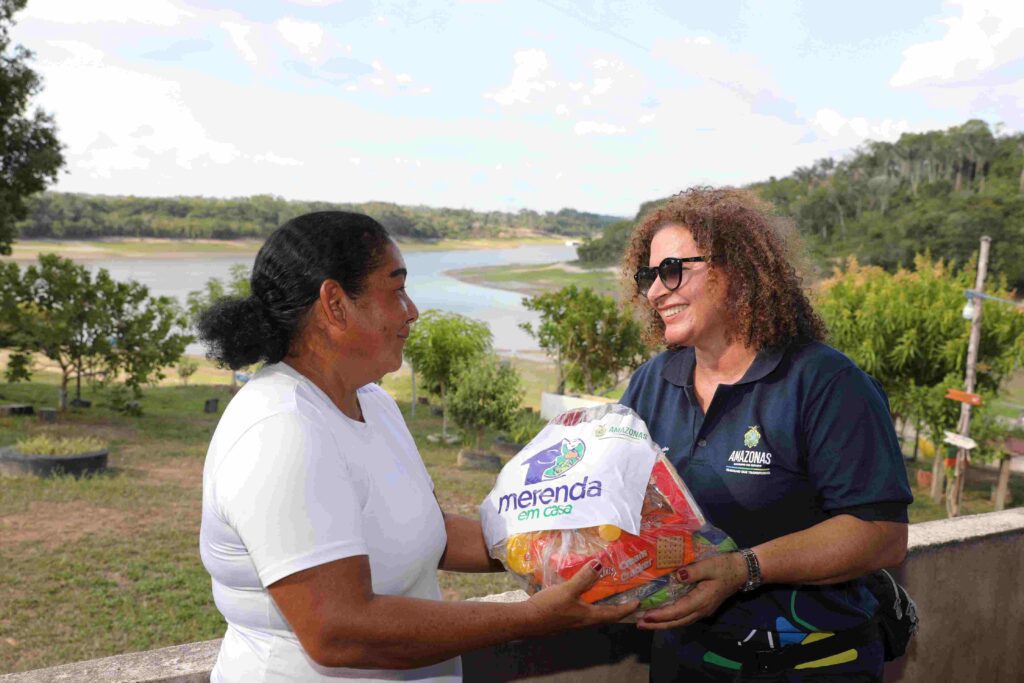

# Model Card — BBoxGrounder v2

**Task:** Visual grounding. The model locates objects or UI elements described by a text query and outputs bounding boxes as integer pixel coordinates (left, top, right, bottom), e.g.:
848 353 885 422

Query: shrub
14 435 105 457
505 409 549 445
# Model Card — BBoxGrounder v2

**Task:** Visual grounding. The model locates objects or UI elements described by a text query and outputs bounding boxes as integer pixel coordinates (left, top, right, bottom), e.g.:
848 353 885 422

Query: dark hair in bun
198 211 392 369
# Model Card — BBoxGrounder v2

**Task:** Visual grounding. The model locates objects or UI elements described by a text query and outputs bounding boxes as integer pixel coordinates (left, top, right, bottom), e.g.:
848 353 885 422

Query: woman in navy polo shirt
619 187 913 681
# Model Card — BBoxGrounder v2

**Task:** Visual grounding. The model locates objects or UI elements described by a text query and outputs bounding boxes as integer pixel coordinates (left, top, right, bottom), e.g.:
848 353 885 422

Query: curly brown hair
621 186 826 350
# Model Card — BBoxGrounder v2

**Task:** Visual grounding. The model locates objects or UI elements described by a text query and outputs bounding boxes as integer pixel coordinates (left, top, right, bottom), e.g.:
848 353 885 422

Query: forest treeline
15 194 620 241
579 119 1024 290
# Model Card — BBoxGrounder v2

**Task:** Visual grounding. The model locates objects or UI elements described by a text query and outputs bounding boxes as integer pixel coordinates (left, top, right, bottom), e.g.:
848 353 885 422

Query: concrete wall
3 509 1023 683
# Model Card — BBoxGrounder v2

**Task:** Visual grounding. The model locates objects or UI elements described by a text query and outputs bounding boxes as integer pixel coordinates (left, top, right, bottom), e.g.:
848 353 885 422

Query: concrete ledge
0 640 221 683
906 507 1024 550
5 509 1024 682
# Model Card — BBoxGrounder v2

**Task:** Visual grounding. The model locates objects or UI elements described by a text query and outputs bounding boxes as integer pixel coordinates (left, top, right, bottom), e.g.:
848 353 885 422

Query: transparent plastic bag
482 405 737 610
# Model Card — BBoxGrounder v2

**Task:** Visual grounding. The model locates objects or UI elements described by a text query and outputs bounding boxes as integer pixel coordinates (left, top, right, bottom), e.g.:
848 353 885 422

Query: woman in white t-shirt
196 211 636 683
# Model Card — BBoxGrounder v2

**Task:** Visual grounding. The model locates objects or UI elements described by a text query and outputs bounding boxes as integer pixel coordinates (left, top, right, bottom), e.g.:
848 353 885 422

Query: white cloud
252 152 302 166
396 73 413 83
574 121 626 136
276 17 324 57
221 22 258 65
555 104 570 117
22 0 191 25
653 36 781 103
812 109 911 147
485 49 553 105
591 77 614 95
890 0 1024 87
35 41 239 178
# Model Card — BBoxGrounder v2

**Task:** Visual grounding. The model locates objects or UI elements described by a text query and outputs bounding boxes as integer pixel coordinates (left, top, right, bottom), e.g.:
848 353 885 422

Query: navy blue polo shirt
620 341 913 641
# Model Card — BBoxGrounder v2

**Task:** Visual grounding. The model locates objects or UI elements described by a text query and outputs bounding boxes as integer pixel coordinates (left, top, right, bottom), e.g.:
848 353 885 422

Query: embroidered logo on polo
726 425 772 476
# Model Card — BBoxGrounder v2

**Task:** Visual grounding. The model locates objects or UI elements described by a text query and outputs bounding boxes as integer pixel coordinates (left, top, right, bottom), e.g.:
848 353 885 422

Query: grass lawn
1 363 1022 674
448 262 621 298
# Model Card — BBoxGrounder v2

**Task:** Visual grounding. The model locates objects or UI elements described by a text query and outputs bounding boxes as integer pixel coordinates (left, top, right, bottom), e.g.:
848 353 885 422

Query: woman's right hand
522 560 638 634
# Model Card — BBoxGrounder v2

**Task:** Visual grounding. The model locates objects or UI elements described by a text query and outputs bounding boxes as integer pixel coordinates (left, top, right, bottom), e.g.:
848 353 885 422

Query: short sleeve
803 367 913 522
213 412 368 587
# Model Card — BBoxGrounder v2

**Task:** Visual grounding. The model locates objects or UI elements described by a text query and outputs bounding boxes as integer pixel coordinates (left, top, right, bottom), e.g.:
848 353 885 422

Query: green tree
448 355 523 449
816 254 1024 494
176 358 199 386
186 263 251 325
576 219 633 266
2 254 192 408
0 0 64 253
403 309 492 438
521 285 647 395
3 350 31 382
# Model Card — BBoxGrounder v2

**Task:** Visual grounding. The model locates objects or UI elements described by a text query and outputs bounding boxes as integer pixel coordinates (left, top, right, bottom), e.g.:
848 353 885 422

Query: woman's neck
283 349 366 422
692 336 758 385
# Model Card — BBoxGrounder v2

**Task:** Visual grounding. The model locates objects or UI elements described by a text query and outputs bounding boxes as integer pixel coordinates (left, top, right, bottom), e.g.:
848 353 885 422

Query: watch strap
739 548 762 592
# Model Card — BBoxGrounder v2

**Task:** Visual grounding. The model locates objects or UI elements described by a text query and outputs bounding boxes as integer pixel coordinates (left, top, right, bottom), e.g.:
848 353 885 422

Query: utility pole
947 236 991 517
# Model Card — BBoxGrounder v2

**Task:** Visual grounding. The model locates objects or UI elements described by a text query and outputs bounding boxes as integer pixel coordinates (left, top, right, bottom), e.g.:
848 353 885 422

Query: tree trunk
954 166 963 193
441 383 448 439
60 373 70 411
911 423 920 462
555 350 566 395
994 455 1012 511
1018 164 1023 193
929 448 945 502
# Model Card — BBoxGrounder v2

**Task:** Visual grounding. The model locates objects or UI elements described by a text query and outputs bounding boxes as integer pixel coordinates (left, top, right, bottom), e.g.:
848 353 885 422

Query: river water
85 243 577 355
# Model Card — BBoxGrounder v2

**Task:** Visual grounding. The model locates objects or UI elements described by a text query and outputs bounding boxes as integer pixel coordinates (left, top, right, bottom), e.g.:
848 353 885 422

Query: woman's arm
437 512 505 572
268 554 636 669
635 515 907 630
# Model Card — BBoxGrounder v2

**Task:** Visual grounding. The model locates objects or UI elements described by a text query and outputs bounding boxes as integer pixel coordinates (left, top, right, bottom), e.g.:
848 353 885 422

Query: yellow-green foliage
918 436 936 460
14 435 106 457
816 254 1024 448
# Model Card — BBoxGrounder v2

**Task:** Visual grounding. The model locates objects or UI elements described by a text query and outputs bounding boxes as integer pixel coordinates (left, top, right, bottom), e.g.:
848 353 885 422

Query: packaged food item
480 404 736 609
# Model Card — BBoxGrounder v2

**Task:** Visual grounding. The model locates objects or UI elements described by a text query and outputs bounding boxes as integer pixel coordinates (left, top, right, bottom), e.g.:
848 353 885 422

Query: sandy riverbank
2 235 568 262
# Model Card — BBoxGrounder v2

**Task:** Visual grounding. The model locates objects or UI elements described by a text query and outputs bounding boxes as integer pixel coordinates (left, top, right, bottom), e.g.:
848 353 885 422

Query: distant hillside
578 119 1024 290
15 193 623 241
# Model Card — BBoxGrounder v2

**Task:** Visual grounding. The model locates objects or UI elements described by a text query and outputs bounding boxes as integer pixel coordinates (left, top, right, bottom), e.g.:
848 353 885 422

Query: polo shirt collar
661 345 787 388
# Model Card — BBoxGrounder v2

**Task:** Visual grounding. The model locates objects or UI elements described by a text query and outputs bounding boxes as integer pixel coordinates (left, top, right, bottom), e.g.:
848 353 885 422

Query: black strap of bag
696 570 919 674
696 619 879 675
865 568 919 660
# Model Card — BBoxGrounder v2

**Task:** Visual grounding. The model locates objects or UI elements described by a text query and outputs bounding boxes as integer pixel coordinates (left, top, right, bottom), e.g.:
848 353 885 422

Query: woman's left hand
636 551 748 630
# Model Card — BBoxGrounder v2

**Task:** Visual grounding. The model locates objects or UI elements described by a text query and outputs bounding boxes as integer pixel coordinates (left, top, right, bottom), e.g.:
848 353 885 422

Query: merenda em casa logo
498 438 604 521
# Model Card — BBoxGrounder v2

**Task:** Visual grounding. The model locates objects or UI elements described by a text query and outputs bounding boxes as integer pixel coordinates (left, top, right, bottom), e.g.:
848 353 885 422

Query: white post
947 236 990 517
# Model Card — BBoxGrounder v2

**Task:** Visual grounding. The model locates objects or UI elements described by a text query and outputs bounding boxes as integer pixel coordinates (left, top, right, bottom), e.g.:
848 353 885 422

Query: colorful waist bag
697 569 919 675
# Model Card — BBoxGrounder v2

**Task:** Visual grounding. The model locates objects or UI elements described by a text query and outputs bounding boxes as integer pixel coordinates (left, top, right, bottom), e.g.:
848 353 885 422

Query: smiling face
346 240 419 376
645 224 728 349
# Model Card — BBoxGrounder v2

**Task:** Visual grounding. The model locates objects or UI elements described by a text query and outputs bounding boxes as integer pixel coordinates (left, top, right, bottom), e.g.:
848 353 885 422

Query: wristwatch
738 548 762 592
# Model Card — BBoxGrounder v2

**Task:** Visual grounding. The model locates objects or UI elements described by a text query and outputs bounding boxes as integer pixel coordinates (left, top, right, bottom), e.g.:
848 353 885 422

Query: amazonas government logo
522 438 585 485
727 425 772 476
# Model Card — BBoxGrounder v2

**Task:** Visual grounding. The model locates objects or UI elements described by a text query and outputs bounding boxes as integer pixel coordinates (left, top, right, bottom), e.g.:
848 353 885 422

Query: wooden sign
945 388 982 406
943 431 978 451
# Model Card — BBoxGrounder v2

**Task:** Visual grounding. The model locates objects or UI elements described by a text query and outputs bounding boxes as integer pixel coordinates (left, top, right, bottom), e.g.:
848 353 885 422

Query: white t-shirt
200 362 461 683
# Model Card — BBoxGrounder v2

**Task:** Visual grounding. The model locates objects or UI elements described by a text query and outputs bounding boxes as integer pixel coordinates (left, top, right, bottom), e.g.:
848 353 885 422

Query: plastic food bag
480 404 736 610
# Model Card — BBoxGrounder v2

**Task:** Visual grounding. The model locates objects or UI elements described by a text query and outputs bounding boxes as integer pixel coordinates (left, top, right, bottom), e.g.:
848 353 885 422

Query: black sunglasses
634 256 707 296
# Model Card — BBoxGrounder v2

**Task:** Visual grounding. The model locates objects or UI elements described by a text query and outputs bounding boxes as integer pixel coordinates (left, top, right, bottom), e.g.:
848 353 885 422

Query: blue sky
11 0 1024 216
